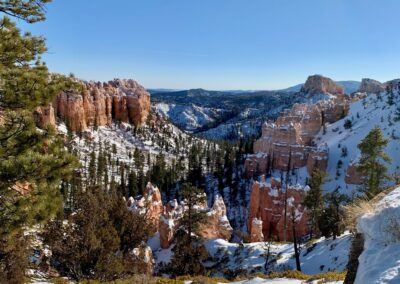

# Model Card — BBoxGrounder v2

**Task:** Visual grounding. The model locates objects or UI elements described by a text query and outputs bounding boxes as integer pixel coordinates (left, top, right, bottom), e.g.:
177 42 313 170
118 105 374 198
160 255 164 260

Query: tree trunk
293 224 301 272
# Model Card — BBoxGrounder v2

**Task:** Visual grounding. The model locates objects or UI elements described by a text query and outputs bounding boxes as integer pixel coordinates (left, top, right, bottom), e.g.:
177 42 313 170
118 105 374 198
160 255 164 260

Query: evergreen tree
357 127 391 197
88 150 97 185
167 183 208 276
318 188 349 239
42 186 153 281
0 2 78 282
303 169 326 239
127 170 139 198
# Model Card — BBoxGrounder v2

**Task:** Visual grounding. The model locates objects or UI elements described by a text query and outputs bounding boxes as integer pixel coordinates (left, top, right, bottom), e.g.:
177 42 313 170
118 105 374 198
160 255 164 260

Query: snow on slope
151 232 352 276
355 186 400 284
314 92 400 193
154 102 223 132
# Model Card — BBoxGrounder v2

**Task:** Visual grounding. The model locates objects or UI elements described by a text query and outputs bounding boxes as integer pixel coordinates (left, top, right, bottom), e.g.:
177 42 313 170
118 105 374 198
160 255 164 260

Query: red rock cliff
55 79 150 131
301 74 344 95
248 178 309 242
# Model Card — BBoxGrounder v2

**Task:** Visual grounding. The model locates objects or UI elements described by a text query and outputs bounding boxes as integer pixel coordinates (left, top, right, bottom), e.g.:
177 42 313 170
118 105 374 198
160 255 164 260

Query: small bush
252 270 346 283
343 198 375 231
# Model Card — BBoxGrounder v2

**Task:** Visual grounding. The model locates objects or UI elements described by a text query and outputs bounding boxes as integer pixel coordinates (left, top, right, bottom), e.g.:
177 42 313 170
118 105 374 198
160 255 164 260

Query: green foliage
0 2 79 282
166 183 209 277
357 127 391 197
318 188 349 238
42 186 154 281
0 0 51 23
303 169 326 237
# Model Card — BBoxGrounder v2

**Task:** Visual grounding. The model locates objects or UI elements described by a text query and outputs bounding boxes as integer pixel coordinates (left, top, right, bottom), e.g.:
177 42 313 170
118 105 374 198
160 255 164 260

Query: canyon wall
245 95 348 177
127 183 233 249
53 79 150 131
248 178 309 242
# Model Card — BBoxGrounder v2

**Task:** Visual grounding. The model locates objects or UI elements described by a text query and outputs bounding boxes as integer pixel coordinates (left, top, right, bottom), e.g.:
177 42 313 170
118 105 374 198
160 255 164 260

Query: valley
2 2 400 283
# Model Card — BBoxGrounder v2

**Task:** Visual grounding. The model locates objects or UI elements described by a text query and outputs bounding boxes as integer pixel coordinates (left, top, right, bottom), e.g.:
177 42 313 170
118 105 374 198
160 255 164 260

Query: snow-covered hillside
355 186 400 284
315 92 400 193
154 102 224 132
152 89 301 141
150 232 352 276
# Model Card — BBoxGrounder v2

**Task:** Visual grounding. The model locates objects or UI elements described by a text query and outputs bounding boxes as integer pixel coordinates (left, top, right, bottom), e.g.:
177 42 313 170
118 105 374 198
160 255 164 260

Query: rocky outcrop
249 218 264 242
127 183 232 249
131 243 155 275
358 78 385 94
345 162 365 185
33 105 56 128
301 75 344 95
248 178 309 241
199 195 233 241
128 182 163 233
159 195 232 249
245 94 349 177
55 79 150 131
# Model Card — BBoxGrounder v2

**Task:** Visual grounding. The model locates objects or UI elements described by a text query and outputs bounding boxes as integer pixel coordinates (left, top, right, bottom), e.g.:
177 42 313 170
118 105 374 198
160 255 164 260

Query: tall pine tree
357 127 391 197
0 1 78 282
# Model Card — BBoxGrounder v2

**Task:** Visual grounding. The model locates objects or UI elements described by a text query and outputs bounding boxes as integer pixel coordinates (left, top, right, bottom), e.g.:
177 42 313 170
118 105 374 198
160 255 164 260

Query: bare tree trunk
283 149 292 242
293 222 301 271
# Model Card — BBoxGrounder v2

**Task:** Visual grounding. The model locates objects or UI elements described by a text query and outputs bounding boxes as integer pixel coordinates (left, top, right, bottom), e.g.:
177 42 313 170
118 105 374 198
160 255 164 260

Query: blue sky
17 0 400 90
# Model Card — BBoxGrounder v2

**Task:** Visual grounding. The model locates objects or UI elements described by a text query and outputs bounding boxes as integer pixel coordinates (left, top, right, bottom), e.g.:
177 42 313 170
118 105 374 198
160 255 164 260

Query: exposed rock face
301 75 344 95
159 200 183 249
55 79 150 131
127 184 232 249
248 179 309 241
128 182 163 233
358 78 385 94
199 195 233 241
33 105 56 128
345 162 365 185
249 218 264 242
131 244 155 275
245 95 349 177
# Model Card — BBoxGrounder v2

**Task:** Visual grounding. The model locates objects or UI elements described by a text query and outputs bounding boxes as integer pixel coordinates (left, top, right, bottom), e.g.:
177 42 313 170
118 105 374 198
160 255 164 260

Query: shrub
343 198 375 231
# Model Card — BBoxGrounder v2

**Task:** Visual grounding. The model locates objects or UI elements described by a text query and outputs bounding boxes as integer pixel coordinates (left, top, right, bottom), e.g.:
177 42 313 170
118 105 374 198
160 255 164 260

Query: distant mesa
358 78 385 94
301 74 344 95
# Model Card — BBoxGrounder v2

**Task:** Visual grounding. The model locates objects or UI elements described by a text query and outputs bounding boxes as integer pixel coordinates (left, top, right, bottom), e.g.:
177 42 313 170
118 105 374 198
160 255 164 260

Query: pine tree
0 2 79 282
127 170 138 198
167 183 208 276
42 185 153 281
318 188 349 239
303 169 326 239
357 127 391 197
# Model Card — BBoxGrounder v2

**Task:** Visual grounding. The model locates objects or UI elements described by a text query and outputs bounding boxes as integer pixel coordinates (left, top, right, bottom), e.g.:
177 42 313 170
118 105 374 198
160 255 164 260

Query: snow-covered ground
263 91 400 196
315 92 400 194
150 232 352 276
154 102 224 132
225 278 342 284
355 186 400 284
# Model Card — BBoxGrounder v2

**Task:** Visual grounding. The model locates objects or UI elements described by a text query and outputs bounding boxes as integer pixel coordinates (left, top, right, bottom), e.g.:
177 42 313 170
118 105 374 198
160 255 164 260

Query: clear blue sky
17 0 400 90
